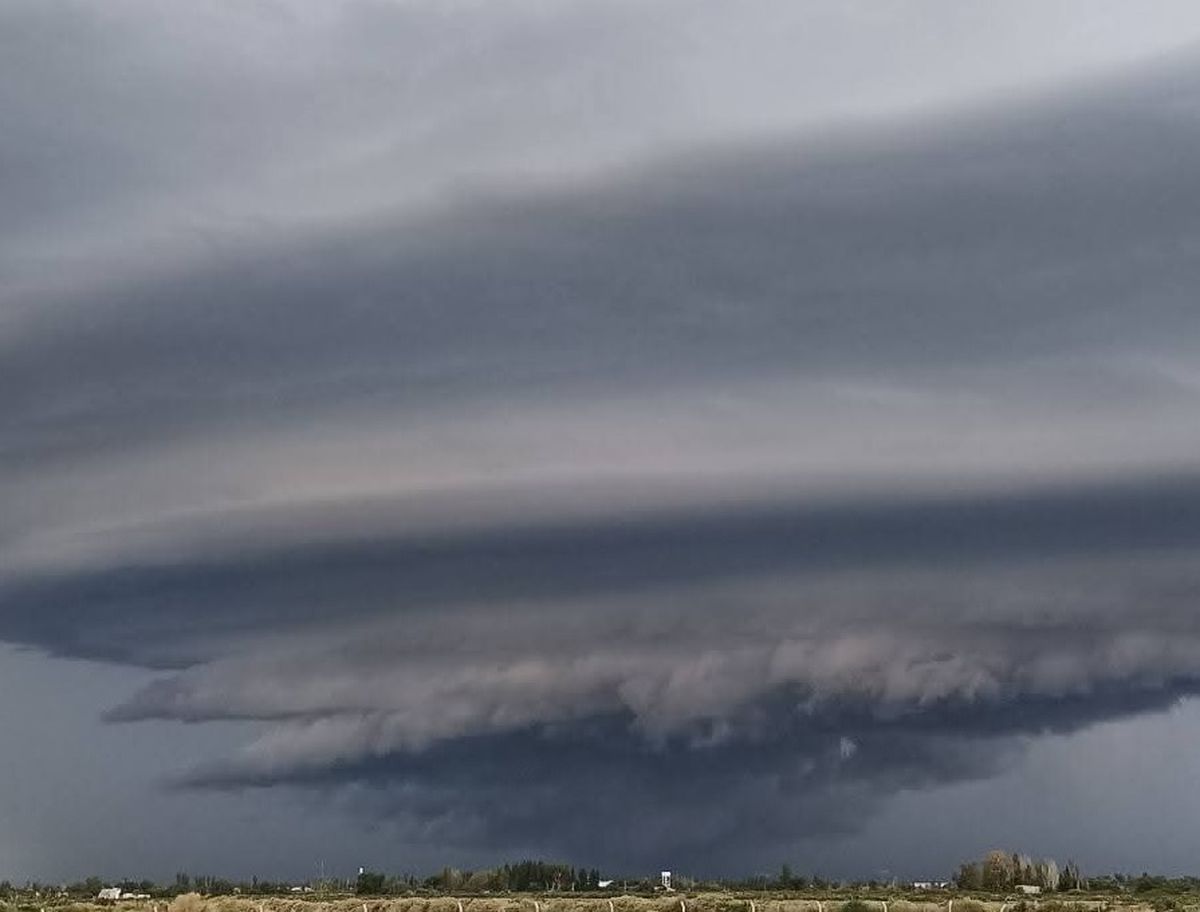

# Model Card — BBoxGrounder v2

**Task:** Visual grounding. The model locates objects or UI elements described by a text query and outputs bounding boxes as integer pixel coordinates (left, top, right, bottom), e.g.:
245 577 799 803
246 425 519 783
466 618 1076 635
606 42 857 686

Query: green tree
956 863 983 891
982 850 1014 892
356 871 386 895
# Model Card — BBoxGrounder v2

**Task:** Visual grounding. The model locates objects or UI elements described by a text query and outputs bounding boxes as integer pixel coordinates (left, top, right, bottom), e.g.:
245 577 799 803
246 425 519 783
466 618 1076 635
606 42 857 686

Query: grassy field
2 893 1176 912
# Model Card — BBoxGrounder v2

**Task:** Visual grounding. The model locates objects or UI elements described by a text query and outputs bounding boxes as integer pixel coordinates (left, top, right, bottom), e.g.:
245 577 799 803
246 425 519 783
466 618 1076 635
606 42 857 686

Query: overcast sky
5 0 1200 885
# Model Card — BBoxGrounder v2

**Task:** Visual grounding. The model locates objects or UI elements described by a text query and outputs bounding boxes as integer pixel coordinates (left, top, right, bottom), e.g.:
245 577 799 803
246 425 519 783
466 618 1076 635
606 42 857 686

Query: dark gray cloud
180 718 1021 870
8 472 1200 870
162 682 1197 871
5 472 1200 667
6 0 1200 880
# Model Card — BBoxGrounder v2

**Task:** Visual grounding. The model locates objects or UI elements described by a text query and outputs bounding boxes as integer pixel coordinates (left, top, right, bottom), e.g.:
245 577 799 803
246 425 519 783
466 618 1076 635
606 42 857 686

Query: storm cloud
5 0 1200 879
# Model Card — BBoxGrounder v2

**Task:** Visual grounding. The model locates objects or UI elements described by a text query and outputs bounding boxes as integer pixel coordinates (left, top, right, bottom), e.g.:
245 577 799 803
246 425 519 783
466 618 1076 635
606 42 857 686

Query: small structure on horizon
660 872 673 891
1015 885 1042 895
97 889 123 902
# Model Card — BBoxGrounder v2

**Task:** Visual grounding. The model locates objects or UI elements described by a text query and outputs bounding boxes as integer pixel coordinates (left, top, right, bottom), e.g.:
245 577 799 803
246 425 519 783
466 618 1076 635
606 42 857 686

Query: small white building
660 872 672 891
97 888 123 901
1015 885 1042 895
598 881 615 889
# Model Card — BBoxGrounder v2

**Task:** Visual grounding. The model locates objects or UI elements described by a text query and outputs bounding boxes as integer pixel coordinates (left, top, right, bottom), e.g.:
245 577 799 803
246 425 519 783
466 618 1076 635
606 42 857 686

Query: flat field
3 894 1170 912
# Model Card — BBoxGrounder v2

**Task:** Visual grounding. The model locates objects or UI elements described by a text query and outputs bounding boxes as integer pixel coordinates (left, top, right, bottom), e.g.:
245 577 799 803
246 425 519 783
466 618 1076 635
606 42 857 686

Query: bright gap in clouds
6 0 1200 300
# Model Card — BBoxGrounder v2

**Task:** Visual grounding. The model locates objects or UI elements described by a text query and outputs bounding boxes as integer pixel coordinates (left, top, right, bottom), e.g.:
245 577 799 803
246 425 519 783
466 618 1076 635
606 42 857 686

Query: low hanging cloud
103 545 1200 868
9 476 1200 866
5 0 1200 871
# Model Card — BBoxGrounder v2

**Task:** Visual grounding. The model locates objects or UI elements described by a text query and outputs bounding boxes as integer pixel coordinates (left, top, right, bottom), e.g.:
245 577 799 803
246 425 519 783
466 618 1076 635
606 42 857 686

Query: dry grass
16 894 1170 912
170 894 207 912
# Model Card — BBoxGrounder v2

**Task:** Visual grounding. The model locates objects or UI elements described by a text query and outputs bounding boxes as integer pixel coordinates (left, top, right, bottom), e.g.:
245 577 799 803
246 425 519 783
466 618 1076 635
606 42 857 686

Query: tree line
356 862 603 895
10 858 1200 902
954 851 1084 892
